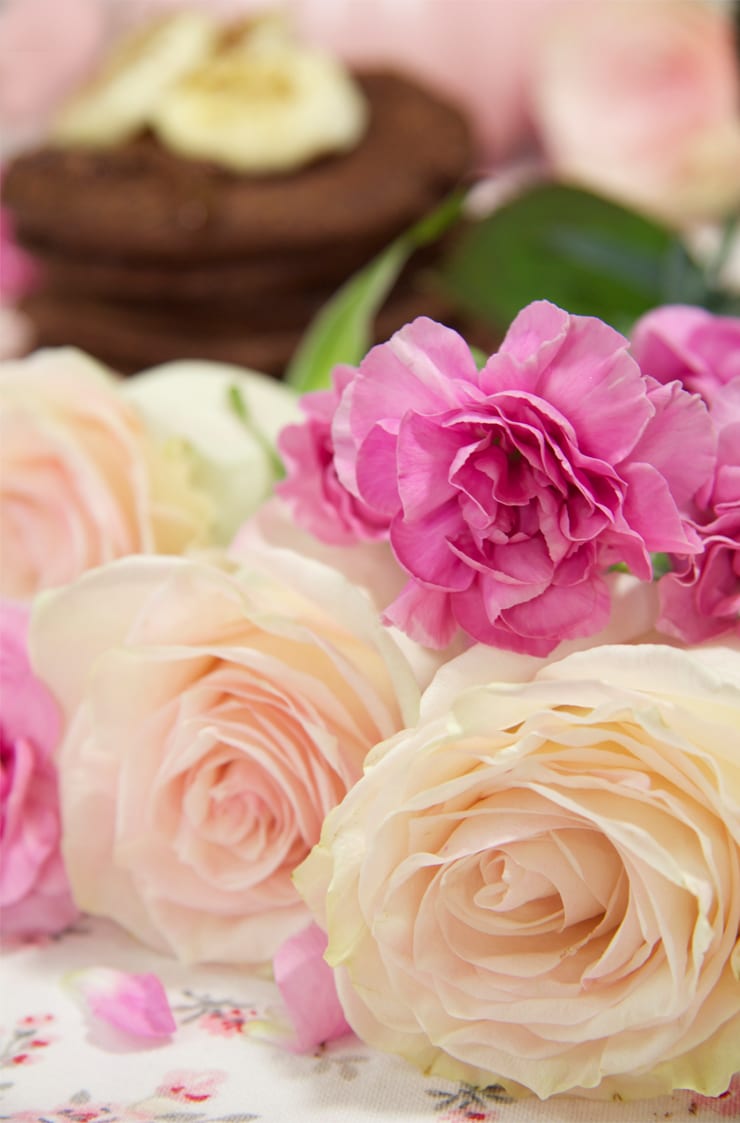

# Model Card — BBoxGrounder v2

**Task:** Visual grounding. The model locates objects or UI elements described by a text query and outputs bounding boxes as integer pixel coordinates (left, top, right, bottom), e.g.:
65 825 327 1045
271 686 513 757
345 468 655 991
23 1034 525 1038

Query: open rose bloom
0 349 212 599
30 546 419 964
0 599 77 936
297 642 740 1099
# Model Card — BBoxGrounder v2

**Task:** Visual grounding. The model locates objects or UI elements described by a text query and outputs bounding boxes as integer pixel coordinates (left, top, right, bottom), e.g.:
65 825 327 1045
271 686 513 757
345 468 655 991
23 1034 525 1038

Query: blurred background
1 0 739 377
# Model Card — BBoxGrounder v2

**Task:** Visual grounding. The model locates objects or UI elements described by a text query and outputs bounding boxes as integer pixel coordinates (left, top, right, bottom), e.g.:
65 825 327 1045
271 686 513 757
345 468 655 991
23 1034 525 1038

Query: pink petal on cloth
70 967 176 1039
273 924 351 1052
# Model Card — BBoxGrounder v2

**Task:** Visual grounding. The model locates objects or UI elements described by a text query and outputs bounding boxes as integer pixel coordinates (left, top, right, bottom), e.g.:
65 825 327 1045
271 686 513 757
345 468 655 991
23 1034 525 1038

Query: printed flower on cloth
296 642 740 1099
0 598 77 936
280 302 714 655
29 546 420 964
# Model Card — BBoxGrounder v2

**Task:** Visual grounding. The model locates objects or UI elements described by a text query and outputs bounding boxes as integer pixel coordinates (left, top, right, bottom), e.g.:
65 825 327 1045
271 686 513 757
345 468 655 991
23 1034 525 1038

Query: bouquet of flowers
1 0 740 1112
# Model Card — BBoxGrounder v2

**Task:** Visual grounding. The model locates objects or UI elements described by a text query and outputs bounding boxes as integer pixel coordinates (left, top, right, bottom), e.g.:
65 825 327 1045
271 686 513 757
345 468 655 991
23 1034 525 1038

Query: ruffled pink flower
657 398 740 643
277 365 389 545
632 305 740 409
0 599 77 936
305 303 714 654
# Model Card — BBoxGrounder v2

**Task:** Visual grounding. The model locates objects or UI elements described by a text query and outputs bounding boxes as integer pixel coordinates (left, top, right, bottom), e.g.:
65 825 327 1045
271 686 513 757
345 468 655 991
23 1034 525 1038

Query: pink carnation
632 304 740 408
657 394 740 643
277 365 389 545
288 303 715 654
0 599 77 936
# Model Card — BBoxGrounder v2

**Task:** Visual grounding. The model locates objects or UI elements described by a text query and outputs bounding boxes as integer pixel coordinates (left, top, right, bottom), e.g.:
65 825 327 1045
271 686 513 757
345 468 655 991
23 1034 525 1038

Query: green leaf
440 184 709 335
226 383 285 480
651 553 673 580
285 191 465 394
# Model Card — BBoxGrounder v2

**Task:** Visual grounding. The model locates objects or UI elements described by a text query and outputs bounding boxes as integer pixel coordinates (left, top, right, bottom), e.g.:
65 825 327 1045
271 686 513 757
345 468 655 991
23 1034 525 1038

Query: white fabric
1 917 737 1122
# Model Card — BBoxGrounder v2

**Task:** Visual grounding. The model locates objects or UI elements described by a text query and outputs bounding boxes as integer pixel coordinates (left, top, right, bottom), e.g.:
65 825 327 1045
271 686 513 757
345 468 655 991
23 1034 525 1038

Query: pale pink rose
0 598 77 937
632 305 740 409
531 0 740 223
68 967 176 1039
291 304 714 654
0 349 212 599
0 0 106 155
296 642 740 1099
30 549 419 964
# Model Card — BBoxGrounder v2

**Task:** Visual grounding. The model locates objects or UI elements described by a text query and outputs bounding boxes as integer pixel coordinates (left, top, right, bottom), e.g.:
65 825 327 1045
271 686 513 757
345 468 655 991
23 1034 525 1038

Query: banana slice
52 11 218 148
150 32 369 174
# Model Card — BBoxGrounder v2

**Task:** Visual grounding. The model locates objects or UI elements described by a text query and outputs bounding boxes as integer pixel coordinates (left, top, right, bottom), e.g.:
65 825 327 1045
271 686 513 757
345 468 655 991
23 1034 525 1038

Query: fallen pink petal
68 967 176 1040
273 923 352 1052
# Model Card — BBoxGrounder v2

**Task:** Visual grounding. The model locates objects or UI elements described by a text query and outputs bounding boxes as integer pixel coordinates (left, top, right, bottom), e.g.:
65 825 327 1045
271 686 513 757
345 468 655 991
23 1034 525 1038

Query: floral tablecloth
1 917 738 1123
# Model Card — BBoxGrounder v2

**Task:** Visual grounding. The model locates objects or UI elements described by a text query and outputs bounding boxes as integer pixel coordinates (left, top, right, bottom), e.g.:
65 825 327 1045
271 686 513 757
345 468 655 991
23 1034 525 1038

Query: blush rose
0 349 212 599
30 547 419 964
0 598 77 936
531 0 740 223
296 642 740 1099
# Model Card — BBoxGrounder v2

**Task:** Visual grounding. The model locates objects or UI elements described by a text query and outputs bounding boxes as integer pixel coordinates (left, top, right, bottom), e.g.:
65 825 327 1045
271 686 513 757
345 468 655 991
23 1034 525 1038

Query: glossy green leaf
440 185 709 335
285 191 465 394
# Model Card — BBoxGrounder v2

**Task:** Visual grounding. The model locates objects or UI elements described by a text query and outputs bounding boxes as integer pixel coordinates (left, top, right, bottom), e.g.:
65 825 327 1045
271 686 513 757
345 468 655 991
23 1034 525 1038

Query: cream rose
124 359 300 544
296 642 740 1099
30 547 419 964
0 349 212 598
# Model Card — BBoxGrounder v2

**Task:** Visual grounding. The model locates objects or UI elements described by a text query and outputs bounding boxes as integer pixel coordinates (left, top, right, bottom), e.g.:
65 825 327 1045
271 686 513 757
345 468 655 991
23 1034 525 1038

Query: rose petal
273 923 352 1052
69 967 176 1039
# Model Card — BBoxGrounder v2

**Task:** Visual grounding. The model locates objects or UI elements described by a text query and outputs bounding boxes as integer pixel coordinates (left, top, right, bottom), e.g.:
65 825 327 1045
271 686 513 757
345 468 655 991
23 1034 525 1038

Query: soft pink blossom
298 304 714 654
69 966 176 1039
0 599 77 936
531 0 740 223
30 549 419 964
657 404 740 643
632 305 740 408
273 923 352 1051
278 365 390 546
296 642 740 1099
0 207 40 304
0 0 106 155
632 307 740 643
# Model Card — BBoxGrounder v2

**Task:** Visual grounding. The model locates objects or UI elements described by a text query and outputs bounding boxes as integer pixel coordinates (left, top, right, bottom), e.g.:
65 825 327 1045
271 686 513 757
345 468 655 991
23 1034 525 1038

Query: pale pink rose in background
0 306 33 362
0 599 78 937
30 549 419 964
296 642 740 1099
531 0 740 224
299 304 714 654
0 0 106 156
0 349 213 599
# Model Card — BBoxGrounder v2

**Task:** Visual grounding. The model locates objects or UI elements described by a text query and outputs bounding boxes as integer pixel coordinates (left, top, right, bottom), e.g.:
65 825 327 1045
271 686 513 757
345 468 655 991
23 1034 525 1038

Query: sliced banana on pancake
150 25 369 174
52 11 218 147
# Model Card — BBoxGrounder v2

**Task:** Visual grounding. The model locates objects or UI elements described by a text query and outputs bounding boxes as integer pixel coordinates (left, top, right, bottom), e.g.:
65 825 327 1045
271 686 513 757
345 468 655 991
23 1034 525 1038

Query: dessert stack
4 12 472 375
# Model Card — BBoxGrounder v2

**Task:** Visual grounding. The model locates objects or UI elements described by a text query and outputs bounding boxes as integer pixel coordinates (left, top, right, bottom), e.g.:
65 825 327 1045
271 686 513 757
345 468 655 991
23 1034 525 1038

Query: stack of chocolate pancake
4 65 472 376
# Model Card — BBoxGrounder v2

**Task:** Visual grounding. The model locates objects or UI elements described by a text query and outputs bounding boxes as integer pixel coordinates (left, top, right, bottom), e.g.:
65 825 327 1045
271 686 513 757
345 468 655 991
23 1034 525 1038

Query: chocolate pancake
22 283 452 376
5 72 472 263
